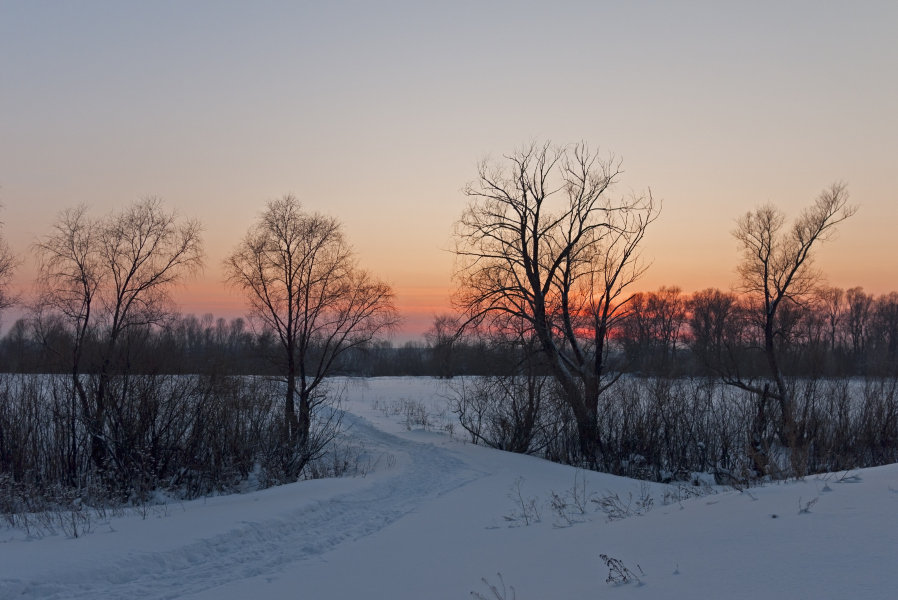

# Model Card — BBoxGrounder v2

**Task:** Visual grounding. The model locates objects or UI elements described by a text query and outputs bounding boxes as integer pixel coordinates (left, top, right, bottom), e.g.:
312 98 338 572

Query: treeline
619 285 898 378
0 313 484 376
2 284 896 379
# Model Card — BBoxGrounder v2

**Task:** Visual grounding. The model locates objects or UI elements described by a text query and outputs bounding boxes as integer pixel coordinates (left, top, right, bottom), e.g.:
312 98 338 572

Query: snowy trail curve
1 413 486 600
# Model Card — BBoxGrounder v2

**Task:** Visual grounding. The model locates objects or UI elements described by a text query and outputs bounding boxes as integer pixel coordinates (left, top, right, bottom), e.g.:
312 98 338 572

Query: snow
2 377 896 599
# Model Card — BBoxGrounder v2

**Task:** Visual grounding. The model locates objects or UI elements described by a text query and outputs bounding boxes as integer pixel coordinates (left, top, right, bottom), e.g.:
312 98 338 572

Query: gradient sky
2 1 896 340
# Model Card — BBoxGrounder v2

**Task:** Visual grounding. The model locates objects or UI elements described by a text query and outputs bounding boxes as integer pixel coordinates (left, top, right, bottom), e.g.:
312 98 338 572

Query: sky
1 1 896 340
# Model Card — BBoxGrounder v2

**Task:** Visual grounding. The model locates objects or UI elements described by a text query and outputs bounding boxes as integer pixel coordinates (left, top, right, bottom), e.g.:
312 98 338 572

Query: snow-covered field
2 377 896 599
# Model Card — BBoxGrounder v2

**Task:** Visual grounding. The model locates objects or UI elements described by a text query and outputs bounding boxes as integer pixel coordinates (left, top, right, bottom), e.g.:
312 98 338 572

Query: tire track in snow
2 413 485 600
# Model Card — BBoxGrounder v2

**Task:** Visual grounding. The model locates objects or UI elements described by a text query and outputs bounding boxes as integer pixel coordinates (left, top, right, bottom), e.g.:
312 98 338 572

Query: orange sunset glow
1 2 896 340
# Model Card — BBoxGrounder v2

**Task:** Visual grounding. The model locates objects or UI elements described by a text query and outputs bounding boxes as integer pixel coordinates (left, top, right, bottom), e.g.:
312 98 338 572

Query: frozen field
1 377 896 599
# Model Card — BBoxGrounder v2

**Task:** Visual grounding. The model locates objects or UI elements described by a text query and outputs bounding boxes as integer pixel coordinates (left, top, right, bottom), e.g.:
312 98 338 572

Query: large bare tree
224 194 398 457
452 141 657 461
729 182 856 447
34 198 204 476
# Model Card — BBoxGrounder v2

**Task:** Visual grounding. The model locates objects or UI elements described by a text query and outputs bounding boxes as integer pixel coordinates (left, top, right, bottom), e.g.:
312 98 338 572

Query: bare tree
819 286 845 353
452 141 658 462
845 286 873 361
620 286 687 375
872 292 898 364
224 194 398 466
729 182 857 447
424 313 462 379
34 198 204 476
0 205 20 316
687 288 742 369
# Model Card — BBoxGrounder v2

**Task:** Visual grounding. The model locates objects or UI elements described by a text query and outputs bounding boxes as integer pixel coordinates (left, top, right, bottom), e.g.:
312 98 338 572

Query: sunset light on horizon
2 1 896 340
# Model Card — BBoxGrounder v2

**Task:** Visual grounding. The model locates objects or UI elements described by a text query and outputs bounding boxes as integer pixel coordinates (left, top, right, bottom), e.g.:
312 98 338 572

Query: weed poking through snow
600 554 642 585
504 477 541 526
798 496 820 514
548 469 597 527
471 573 516 600
592 481 655 522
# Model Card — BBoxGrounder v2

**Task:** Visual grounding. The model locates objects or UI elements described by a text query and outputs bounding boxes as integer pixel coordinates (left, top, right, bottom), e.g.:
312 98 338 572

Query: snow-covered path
1 409 486 599
2 378 898 600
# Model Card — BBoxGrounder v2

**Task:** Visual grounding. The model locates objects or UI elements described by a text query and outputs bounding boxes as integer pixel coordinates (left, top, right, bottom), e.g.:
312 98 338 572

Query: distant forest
2 284 896 379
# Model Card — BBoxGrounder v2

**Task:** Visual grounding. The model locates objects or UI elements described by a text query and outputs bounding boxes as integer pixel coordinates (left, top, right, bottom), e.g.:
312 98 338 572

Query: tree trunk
297 388 311 447
90 370 110 476
749 383 770 477
533 304 604 463
764 313 795 445
285 359 300 443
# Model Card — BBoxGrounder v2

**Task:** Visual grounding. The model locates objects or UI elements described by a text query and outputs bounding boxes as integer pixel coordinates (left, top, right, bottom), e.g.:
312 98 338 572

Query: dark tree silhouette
34 198 204 477
729 182 856 452
452 141 657 462
224 194 398 472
